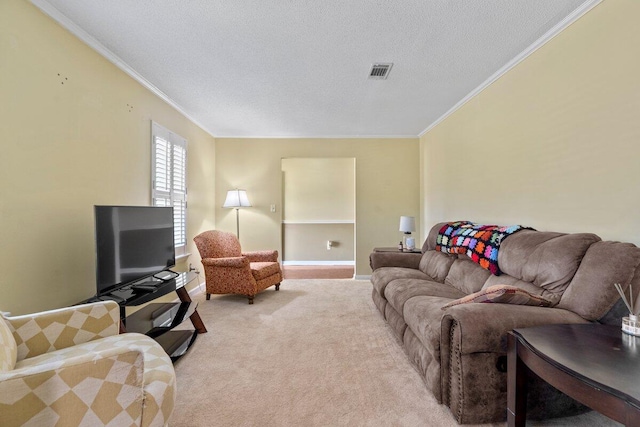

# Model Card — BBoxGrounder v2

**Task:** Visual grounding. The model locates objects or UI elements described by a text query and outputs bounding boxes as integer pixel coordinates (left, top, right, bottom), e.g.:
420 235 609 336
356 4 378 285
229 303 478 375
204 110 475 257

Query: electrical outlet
270 204 276 213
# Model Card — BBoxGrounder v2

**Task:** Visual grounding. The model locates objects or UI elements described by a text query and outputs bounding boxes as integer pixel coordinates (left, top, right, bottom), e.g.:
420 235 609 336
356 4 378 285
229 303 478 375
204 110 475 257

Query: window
151 122 187 257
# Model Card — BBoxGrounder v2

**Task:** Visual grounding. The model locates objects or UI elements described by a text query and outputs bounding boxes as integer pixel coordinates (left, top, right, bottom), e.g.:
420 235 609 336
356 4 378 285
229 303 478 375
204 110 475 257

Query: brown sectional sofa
370 222 640 424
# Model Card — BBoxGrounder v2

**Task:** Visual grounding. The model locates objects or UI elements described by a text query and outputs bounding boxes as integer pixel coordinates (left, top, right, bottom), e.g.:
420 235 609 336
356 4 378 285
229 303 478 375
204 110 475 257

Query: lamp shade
399 216 416 233
223 189 252 208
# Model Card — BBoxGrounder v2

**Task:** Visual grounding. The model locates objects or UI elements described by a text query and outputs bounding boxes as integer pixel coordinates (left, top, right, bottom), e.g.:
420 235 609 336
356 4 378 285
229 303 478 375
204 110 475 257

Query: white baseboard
188 281 205 297
171 277 205 302
283 261 355 266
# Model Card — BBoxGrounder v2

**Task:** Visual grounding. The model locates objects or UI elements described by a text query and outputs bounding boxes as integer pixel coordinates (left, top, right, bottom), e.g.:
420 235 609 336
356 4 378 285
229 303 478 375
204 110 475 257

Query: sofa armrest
202 256 250 268
441 304 589 355
369 251 422 271
5 301 121 361
242 250 279 263
0 348 144 425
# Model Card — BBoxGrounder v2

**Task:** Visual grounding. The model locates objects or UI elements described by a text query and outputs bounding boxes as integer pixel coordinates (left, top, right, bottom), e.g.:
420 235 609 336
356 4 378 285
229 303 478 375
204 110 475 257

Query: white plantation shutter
152 122 187 256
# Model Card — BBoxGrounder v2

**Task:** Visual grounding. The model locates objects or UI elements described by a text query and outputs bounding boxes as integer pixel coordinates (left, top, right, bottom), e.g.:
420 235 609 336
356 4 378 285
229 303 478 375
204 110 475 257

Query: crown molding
419 0 603 138
30 0 218 138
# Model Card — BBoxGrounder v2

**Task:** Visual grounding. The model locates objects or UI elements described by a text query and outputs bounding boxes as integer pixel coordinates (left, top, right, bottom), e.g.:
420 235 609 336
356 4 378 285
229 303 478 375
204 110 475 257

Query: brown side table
507 324 640 427
370 247 422 271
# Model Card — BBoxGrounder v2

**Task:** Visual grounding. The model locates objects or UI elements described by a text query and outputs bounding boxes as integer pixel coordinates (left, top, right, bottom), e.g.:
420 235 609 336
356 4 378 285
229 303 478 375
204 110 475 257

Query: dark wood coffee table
507 323 640 427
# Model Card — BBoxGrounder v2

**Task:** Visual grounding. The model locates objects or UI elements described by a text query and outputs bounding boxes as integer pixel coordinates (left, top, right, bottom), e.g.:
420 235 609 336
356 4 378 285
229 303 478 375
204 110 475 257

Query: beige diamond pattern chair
0 301 175 427
194 230 283 304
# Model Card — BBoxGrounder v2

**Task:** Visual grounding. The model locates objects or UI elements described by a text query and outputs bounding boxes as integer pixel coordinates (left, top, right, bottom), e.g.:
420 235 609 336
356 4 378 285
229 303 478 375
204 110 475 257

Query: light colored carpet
171 279 620 427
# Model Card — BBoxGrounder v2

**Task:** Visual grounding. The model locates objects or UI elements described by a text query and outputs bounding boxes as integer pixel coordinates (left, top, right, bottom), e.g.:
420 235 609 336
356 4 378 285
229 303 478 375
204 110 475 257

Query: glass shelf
83 271 206 362
155 330 198 361
125 301 197 338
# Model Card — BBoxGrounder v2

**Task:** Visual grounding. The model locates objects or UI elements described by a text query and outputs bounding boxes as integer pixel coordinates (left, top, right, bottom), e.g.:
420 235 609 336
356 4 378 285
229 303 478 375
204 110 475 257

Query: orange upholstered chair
193 230 282 304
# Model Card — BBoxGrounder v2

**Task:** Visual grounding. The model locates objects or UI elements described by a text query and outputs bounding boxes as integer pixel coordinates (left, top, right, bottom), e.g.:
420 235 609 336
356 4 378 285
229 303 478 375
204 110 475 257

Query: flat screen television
95 205 175 296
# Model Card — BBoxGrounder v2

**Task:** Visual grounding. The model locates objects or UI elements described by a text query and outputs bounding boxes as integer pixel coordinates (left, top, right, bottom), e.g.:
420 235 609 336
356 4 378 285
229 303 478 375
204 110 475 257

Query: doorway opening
281 158 356 279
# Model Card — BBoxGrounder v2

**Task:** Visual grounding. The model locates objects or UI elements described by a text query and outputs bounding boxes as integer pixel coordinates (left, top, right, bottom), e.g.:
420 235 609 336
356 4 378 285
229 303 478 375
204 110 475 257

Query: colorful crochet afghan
435 221 531 275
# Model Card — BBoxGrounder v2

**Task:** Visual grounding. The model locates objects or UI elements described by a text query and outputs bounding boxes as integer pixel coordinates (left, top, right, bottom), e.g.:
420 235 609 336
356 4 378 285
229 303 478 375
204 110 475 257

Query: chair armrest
0 347 144 425
369 251 422 271
242 250 279 263
202 257 250 268
441 303 589 355
5 301 121 361
201 257 257 295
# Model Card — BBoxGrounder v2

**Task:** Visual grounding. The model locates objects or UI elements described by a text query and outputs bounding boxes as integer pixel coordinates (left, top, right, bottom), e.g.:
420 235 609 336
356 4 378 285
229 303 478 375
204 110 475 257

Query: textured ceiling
34 0 591 138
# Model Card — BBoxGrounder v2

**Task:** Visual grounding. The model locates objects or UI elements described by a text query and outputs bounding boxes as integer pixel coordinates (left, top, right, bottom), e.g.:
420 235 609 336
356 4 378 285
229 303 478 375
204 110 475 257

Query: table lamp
399 216 416 250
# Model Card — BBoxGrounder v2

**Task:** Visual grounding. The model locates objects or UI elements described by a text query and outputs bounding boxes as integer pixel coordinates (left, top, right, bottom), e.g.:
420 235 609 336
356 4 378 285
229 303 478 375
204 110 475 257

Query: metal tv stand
87 271 207 361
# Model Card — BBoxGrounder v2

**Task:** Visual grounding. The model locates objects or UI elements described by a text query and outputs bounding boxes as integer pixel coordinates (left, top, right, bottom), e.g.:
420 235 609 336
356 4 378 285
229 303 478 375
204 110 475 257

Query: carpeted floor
171 279 620 427
282 265 354 279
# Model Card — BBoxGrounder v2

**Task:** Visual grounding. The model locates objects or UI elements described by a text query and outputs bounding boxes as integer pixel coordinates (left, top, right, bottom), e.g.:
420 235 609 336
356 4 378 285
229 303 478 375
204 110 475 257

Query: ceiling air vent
369 63 393 80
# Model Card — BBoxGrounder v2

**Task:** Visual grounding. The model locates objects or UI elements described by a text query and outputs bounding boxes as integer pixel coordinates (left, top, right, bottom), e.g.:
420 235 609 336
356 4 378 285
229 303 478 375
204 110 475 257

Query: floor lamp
223 189 252 238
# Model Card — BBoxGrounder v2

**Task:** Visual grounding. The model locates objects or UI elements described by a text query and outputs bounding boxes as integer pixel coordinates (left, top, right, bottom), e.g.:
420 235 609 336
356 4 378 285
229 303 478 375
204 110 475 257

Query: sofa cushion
559 241 640 321
385 279 465 316
371 267 431 297
371 287 387 317
482 274 561 306
441 285 552 310
444 257 492 295
403 296 454 353
384 303 407 340
491 230 600 303
418 251 456 283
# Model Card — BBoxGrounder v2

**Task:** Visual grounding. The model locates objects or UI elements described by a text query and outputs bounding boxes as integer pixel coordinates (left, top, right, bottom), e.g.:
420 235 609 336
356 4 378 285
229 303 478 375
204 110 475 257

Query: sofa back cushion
423 222 449 252
419 251 456 282
558 241 640 321
444 257 491 295
0 315 17 372
490 230 600 303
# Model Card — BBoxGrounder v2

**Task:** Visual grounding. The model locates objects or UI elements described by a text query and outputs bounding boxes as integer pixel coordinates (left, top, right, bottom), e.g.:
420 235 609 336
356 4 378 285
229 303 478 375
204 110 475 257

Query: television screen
95 205 175 295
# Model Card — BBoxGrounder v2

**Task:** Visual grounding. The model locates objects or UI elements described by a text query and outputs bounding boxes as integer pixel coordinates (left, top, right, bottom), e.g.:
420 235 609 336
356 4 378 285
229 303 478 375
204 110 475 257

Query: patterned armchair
0 301 175 427
193 230 283 304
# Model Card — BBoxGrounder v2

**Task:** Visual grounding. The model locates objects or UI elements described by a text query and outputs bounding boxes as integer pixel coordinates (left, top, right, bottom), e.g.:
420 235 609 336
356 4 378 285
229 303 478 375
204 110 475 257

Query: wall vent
369 63 393 79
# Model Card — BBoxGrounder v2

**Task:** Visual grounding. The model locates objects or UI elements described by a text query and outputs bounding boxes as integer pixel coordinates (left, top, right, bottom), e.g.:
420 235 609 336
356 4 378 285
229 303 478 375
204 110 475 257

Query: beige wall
420 0 640 246
283 223 354 262
216 138 420 276
0 0 216 314
282 158 355 221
